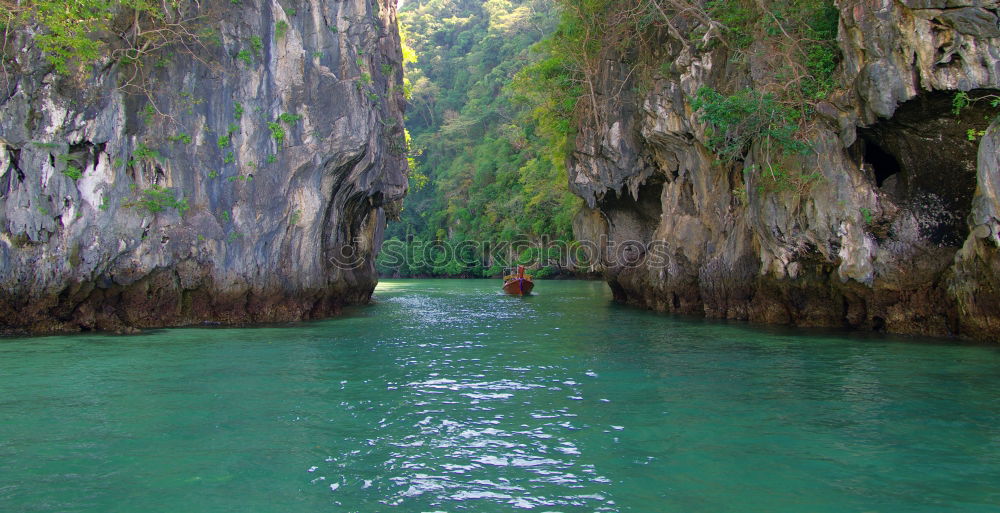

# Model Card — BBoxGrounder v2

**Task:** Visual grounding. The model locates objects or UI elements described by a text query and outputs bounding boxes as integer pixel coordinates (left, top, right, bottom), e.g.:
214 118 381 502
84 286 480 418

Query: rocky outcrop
571 1 1000 340
0 0 407 333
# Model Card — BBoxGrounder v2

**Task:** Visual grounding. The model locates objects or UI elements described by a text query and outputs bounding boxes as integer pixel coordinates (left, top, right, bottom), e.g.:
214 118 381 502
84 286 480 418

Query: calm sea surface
2 279 1000 512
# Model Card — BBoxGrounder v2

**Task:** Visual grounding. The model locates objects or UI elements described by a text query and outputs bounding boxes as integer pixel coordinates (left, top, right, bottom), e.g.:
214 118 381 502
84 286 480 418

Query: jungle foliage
514 0 840 195
0 0 209 84
380 0 581 277
380 0 841 277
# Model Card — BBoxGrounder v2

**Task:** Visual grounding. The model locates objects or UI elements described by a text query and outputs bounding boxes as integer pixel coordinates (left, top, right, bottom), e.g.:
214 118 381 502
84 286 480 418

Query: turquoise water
2 279 1000 512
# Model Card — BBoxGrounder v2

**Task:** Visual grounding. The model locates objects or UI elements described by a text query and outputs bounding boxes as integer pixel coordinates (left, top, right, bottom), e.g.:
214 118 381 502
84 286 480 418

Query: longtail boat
502 265 534 295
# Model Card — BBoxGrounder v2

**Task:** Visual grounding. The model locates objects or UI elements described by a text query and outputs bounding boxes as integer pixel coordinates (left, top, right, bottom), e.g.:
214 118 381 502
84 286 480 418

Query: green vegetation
237 49 253 66
129 143 160 166
62 165 83 180
127 185 189 214
502 0 840 203
0 0 208 88
217 122 239 148
967 128 988 142
380 0 579 278
267 122 285 145
16 0 106 74
687 82 824 192
250 35 264 56
275 20 289 40
691 87 809 164
705 0 840 100
267 113 301 146
142 103 157 123
860 207 874 225
379 0 844 276
953 92 974 115
952 91 1000 141
234 102 244 121
167 133 192 144
134 143 158 160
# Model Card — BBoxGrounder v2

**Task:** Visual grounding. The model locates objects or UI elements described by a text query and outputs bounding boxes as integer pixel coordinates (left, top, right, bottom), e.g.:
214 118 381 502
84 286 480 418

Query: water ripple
4 280 1000 512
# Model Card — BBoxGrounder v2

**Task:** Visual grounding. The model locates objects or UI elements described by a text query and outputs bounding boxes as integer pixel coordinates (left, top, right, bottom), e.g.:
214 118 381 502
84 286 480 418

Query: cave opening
601 179 665 223
857 90 995 247
861 139 901 188
68 141 94 170
599 179 665 243
1 146 24 198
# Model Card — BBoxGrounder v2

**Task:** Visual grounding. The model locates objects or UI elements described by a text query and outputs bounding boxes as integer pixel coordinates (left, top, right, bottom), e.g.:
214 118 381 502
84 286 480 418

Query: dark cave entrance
599 179 665 243
594 179 666 272
861 139 901 188
856 90 994 247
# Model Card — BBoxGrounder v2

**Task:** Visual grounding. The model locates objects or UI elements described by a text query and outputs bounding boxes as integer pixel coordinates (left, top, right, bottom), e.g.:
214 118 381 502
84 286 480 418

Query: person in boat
502 265 534 295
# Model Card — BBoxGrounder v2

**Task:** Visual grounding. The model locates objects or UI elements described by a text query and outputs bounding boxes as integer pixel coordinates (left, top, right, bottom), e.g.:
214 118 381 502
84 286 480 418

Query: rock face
0 0 407 333
571 1 1000 340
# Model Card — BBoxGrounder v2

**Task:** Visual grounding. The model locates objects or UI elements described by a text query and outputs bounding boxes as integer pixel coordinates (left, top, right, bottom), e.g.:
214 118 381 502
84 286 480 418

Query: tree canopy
379 0 581 278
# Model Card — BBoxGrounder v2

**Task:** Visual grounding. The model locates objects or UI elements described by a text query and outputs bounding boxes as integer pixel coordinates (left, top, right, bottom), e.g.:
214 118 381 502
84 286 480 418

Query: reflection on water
1 279 1000 512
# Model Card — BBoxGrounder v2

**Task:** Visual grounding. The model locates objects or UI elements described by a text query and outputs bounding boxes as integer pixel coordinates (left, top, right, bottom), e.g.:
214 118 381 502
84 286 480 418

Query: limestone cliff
571 1 1000 340
0 0 407 333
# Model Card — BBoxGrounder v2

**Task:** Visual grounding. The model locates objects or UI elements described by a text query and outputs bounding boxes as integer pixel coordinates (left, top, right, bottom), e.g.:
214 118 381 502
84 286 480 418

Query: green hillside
378 0 581 278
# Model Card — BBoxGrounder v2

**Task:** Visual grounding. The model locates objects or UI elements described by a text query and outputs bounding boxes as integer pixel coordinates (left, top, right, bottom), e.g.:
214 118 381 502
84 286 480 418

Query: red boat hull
502 278 534 295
